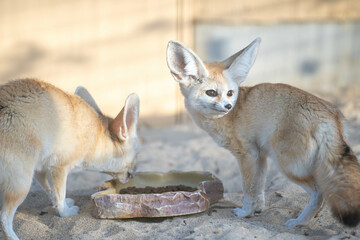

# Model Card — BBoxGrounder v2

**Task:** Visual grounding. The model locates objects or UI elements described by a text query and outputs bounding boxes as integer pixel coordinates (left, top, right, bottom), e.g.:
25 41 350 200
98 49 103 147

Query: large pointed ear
166 40 209 86
75 86 102 114
110 93 140 141
223 38 261 85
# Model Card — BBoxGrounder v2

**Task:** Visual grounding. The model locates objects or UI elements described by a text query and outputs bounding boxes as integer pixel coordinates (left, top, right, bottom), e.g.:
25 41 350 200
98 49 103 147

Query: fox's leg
1 172 33 240
35 171 52 196
36 170 76 210
233 147 267 217
283 184 324 228
271 128 324 228
48 167 79 217
255 154 267 213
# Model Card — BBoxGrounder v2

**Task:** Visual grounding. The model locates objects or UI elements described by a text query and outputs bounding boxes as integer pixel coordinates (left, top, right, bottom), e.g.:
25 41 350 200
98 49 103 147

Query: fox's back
0 79 101 160
234 83 345 140
0 79 49 120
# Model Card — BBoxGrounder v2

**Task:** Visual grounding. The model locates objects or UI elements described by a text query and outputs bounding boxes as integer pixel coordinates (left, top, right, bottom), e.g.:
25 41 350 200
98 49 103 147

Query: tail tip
337 211 360 227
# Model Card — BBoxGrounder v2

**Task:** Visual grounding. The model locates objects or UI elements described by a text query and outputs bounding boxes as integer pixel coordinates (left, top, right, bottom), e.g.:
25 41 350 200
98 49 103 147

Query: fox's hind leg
1 173 33 240
283 184 324 228
271 123 325 227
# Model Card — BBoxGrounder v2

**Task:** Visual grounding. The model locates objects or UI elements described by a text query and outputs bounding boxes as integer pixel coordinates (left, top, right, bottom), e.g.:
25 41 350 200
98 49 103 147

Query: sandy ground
1 89 360 240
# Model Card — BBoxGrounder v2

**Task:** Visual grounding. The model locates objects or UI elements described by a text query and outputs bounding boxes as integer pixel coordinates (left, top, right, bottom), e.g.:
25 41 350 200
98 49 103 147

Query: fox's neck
80 119 118 171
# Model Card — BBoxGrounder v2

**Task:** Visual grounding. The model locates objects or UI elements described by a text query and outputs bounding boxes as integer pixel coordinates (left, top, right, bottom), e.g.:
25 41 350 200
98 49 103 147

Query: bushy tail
315 143 360 227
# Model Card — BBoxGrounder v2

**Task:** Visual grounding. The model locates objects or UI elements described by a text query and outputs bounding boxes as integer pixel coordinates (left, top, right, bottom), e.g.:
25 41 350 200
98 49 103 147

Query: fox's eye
206 90 217 97
227 90 234 97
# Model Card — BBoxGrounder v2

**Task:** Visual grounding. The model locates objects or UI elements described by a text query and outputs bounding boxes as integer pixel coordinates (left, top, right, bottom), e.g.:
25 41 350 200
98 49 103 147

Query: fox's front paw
255 193 265 213
254 204 265 213
233 207 253 218
60 205 79 217
65 198 75 207
59 199 79 217
283 218 303 228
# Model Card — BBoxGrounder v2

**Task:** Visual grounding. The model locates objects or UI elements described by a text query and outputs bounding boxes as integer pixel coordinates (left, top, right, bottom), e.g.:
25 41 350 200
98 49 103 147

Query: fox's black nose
225 104 232 110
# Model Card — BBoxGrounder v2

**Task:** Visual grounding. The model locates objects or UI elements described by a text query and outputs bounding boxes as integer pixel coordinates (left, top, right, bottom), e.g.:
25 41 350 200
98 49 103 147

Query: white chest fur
189 109 234 149
202 120 230 148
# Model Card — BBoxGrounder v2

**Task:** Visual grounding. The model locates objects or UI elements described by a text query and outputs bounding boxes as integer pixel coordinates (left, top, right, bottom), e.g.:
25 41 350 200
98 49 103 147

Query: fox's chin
212 113 228 119
203 109 229 119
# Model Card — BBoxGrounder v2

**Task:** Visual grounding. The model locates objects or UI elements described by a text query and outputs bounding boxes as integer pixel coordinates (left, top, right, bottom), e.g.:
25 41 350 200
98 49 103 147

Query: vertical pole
175 0 193 124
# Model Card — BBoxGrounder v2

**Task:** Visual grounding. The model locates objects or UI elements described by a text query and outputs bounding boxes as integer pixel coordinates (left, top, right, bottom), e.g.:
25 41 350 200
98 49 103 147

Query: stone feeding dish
91 171 224 219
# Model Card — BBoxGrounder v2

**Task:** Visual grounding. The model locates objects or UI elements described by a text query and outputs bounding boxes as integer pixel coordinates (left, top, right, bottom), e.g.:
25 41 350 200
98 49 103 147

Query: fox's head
75 87 139 184
166 38 261 119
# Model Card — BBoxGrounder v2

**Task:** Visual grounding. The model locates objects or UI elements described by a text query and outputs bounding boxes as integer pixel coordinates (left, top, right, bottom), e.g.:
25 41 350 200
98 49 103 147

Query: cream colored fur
167 39 360 228
0 79 140 240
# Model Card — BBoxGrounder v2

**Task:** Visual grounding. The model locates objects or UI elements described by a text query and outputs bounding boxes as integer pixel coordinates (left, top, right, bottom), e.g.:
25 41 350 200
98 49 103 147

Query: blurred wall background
0 0 359 127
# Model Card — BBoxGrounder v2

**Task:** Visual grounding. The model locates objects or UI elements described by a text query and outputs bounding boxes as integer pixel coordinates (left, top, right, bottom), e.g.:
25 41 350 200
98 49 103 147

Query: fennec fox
166 38 360 228
0 79 139 240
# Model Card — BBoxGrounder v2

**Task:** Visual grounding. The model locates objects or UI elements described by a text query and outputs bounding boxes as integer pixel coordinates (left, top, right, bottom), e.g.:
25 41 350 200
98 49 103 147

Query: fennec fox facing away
166 38 360 228
0 79 139 240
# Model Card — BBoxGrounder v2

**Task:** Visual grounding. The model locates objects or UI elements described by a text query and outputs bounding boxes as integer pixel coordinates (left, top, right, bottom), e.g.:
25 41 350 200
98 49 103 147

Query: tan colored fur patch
204 62 227 83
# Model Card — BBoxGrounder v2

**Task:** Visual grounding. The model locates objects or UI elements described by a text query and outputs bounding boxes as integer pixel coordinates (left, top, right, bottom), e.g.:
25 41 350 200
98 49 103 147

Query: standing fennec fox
0 79 140 240
166 38 360 228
